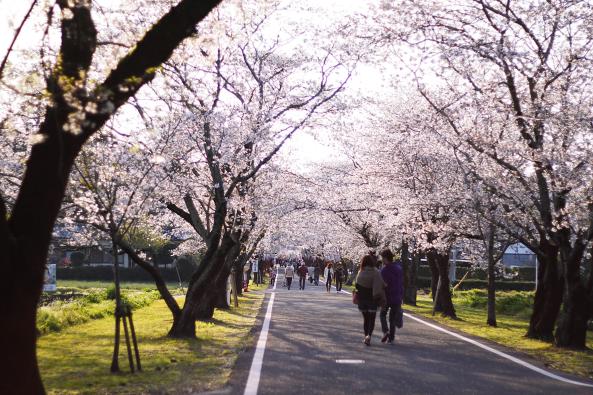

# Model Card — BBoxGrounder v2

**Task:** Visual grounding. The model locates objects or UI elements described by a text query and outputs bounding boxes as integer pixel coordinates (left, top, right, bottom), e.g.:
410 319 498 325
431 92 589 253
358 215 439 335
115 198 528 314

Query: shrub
105 285 117 300
70 251 86 267
495 291 534 315
417 277 536 291
451 289 535 316
36 289 160 335
57 265 188 283
454 289 488 308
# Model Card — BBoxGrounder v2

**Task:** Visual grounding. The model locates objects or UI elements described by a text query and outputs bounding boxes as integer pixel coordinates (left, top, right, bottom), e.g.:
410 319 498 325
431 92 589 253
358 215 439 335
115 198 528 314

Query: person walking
314 265 320 286
334 264 344 292
379 249 404 344
324 262 334 293
354 255 386 346
308 265 315 284
285 264 294 290
297 263 308 290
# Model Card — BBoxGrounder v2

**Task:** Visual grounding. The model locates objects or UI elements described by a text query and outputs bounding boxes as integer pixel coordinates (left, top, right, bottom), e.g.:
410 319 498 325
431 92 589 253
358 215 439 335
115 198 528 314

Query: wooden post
122 310 135 373
128 310 142 371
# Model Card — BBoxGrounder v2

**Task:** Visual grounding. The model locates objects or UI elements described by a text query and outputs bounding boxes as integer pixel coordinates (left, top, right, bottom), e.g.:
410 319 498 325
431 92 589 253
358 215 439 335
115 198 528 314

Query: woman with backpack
324 262 334 293
354 255 386 346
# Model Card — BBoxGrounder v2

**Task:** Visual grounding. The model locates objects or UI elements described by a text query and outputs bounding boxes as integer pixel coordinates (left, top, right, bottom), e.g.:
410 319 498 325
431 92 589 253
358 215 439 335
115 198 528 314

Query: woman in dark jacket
355 255 386 346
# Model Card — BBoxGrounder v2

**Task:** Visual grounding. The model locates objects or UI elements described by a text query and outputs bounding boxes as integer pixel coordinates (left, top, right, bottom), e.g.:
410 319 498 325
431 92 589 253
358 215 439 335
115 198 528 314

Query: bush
70 251 86 267
495 291 534 315
452 289 535 316
417 277 536 291
37 289 160 335
456 279 536 291
454 289 488 308
57 265 187 283
106 285 118 300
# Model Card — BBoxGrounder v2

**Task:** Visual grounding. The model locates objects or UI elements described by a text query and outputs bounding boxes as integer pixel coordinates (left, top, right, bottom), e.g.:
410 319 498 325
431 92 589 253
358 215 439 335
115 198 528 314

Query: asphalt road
228 272 593 395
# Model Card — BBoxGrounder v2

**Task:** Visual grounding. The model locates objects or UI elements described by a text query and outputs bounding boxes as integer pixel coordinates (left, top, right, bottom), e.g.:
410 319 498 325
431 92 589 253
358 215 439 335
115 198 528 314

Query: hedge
417 265 537 282
416 277 536 291
57 261 198 283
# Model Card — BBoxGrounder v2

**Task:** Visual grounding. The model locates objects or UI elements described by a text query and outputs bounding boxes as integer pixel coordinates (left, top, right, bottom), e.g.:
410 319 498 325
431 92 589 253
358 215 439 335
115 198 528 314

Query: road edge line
336 286 592 387
243 291 275 395
403 312 593 388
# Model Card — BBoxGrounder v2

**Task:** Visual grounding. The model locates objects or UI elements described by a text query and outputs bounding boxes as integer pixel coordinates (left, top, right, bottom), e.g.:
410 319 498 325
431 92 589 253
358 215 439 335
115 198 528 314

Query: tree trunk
426 251 439 302
486 234 497 327
235 265 244 296
194 266 231 320
1 287 44 394
168 233 236 337
555 281 589 348
554 242 590 348
429 250 456 319
401 241 417 305
231 269 239 307
527 244 563 341
0 125 80 394
214 272 231 309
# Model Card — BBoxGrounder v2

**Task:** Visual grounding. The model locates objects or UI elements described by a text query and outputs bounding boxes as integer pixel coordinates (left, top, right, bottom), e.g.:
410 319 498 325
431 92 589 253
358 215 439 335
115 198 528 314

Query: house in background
50 240 132 268
502 243 537 268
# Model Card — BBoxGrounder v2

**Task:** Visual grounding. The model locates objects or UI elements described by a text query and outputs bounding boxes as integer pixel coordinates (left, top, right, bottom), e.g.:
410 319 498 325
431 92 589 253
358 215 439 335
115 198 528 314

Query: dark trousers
314 275 319 285
326 276 332 291
380 304 400 341
335 279 343 292
286 277 293 289
362 312 376 336
299 276 306 290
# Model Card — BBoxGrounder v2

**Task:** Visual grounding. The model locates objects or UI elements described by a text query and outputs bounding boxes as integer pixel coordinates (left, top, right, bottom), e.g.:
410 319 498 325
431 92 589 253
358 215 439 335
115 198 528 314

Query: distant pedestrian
297 263 308 290
334 264 345 292
355 255 386 346
314 265 320 285
308 266 315 284
285 264 294 290
324 263 334 293
379 249 404 344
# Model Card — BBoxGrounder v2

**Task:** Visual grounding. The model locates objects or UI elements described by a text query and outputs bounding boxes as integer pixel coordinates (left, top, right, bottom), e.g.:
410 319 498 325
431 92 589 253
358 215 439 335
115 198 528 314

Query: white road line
336 359 365 364
272 268 278 291
404 313 593 388
244 292 276 395
337 286 592 387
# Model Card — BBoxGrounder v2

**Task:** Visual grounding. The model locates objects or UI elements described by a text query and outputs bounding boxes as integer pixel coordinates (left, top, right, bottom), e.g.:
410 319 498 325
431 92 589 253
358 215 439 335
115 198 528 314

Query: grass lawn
405 293 593 380
38 282 268 394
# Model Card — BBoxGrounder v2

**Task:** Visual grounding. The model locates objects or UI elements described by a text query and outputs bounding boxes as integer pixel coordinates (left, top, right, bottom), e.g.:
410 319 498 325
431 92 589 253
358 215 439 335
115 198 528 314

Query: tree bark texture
401 242 417 305
527 244 563 341
428 249 456 319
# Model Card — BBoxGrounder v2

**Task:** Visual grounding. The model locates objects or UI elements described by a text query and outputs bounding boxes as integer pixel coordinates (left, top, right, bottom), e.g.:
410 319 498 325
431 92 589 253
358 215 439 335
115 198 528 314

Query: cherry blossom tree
389 0 593 347
0 0 223 391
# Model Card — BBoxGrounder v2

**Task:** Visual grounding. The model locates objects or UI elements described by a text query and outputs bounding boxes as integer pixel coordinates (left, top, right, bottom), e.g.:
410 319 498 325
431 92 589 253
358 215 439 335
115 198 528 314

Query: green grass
38 281 268 394
406 291 593 379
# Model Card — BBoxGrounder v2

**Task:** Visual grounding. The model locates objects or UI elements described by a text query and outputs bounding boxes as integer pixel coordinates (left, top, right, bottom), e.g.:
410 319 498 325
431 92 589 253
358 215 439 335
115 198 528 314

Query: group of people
279 261 348 292
270 250 403 346
354 249 403 346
